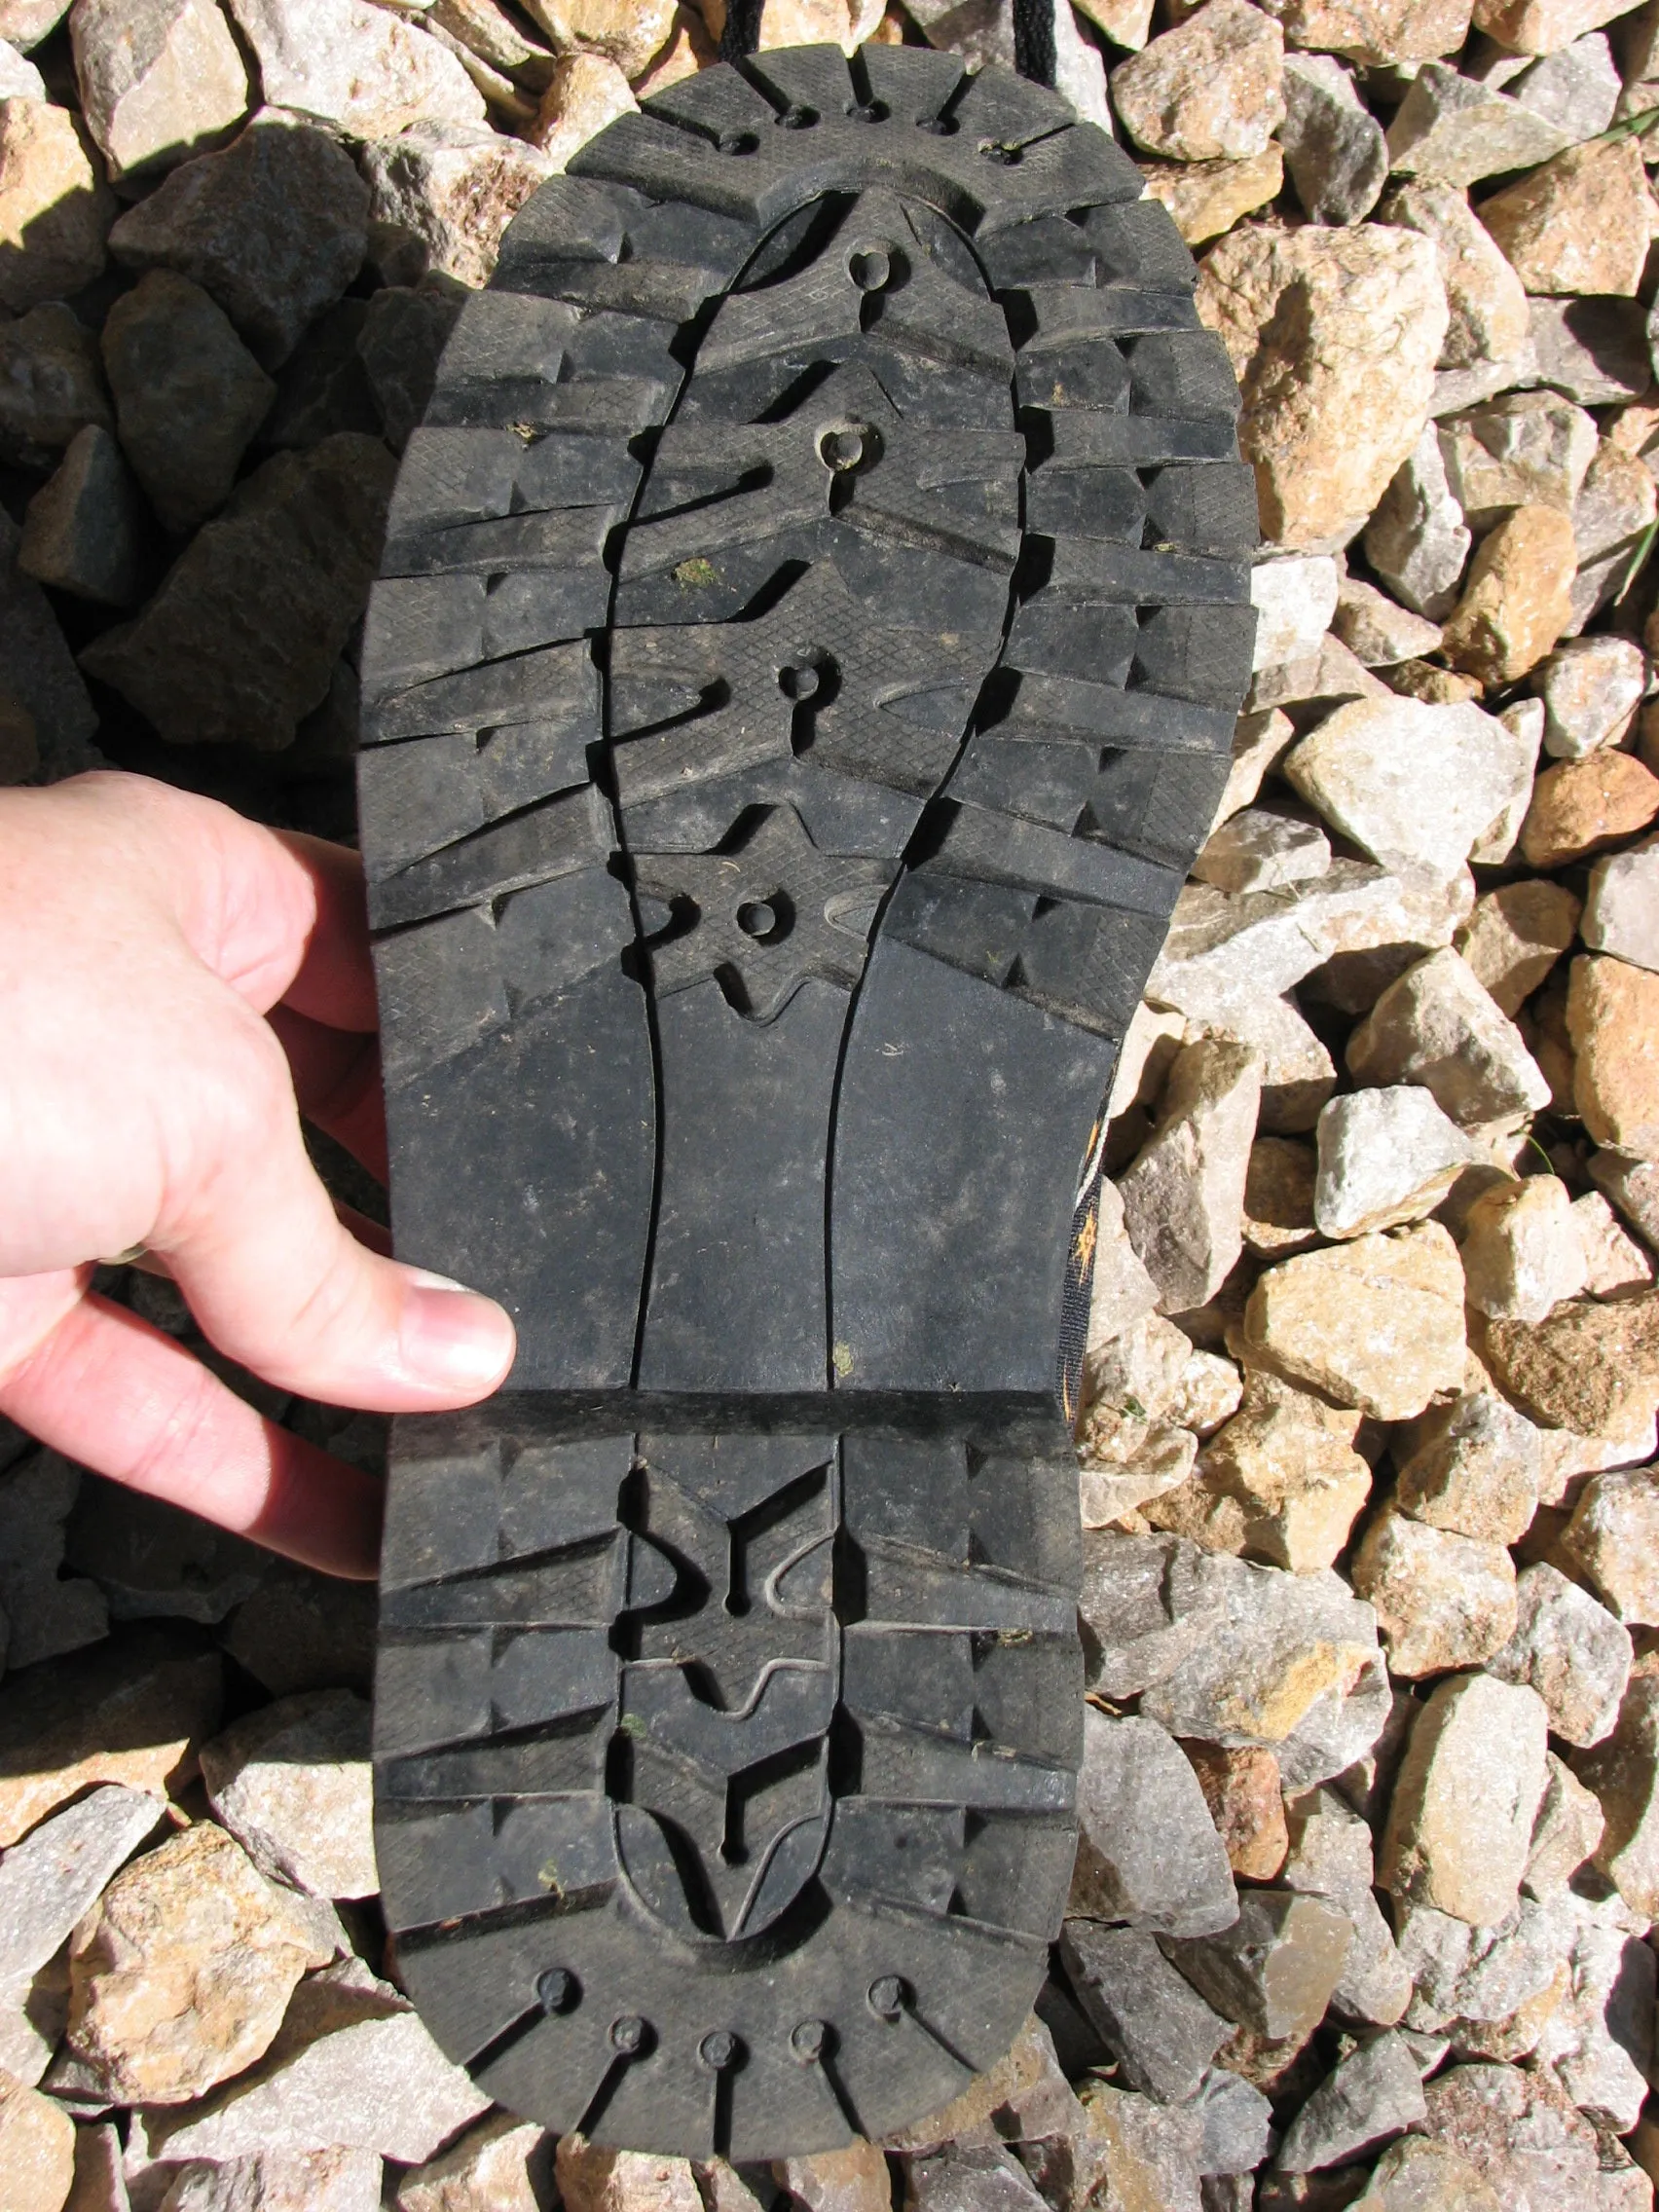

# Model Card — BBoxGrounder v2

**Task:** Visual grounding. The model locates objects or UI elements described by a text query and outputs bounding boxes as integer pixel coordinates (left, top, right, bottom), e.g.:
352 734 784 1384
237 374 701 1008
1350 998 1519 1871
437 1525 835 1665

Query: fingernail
400 1286 516 1390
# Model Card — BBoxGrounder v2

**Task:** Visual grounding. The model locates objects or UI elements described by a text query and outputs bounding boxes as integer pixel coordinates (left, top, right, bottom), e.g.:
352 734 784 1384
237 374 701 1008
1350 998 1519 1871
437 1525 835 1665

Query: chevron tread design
361 41 1255 2160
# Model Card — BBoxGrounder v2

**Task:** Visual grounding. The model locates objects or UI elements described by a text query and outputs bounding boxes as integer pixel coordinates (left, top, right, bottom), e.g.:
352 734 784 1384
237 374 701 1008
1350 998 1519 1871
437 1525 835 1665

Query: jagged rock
0 95 114 315
0 1449 105 1671
1165 1890 1353 2045
223 0 484 137
1385 61 1571 185
1192 808 1332 897
395 2113 549 2212
1581 835 1657 978
1482 1288 1659 1438
1139 1556 1388 1788
1441 503 1578 684
1393 1387 1541 1545
1470 699 1545 866
554 2142 702 2212
1478 136 1650 299
1577 1676 1659 1918
1242 1138 1318 1258
1058 1922 1231 2102
1076 2083 1205 2212
1285 694 1528 886
1110 0 1284 161
65 1819 335 2105
1183 1742 1289 1878
772 2145 893 2212
1349 1508 1517 1676
882 2013 1084 2157
0 37 41 92
1453 880 1579 1014
1527 1892 1653 2129
1330 577 1442 667
1312 1087 1472 1240
1495 27 1620 134
1567 953 1659 1153
158 2148 385 2209
0 2067 74 2211
1539 635 1644 760
1120 1039 1262 1315
1198 221 1446 550
1567 435 1657 628
1079 1419 1199 1527
1084 1175 1162 1362
1420 2057 1647 2209
1379 1675 1550 1927
1522 752 1659 869
1363 423 1471 620
100 268 274 534
18 424 148 608
62 1477 266 1629
1561 1466 1659 1623
1378 179 1530 372
359 124 551 290
1279 1788 1414 2027
0 1631 220 1846
81 431 394 751
1573 1190 1653 1296
1346 948 1549 1126
903 2147 1050 2212
201 1690 374 1900
1275 2034 1427 2174
1240 1222 1465 1420
1459 1177 1587 1325
1279 52 1387 223
527 52 636 167
1530 296 1649 411
0 299 112 468
1254 0 1472 61
1078 1530 1230 1700
1137 146 1283 245
1396 1892 1570 2036
1587 1148 1659 1252
1251 555 1343 670
108 112 370 366
1525 1750 1604 1894
140 1959 492 2163
69 0 247 179
1348 2138 1499 2211
1070 1707 1240 1937
1439 392 1598 529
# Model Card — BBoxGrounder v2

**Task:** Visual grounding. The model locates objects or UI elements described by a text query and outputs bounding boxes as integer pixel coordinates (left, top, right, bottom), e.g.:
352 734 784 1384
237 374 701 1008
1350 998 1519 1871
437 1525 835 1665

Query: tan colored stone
1331 576 1443 668
0 1633 220 1848
0 98 113 316
556 2142 703 2212
1562 1468 1659 1624
0 2066 74 2212
1476 137 1650 300
69 0 248 180
1240 1222 1465 1421
1182 1741 1288 1878
66 1821 333 2105
527 50 635 166
1453 881 1579 1017
1350 1506 1517 1676
1138 147 1283 245
224 0 485 136
396 2113 551 2212
1473 0 1642 53
523 0 679 71
1394 1387 1541 1545
756 0 885 52
772 2143 891 2212
1379 1674 1550 1926
360 129 553 292
1460 1176 1588 1324
1526 1749 1605 1893
1348 947 1548 1126
1256 0 1470 58
1198 222 1447 552
629 5 712 93
1481 1290 1659 1438
1522 753 1659 870
1567 954 1659 1155
1384 660 1481 706
1441 503 1577 686
1120 1037 1262 1315
1110 0 1284 162
201 1689 375 1901
1164 1888 1352 2044
1242 1137 1318 1257
1076 0 1155 45
1574 1191 1652 1299
1380 179 1529 373
882 2014 1082 2156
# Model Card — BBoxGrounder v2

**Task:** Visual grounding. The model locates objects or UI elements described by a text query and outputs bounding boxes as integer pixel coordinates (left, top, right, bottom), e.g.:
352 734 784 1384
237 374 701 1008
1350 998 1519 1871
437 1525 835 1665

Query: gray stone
1058 1922 1231 2102
1583 833 1659 973
139 1959 491 2164
1280 53 1387 223
1379 1674 1551 1928
1394 1892 1570 2028
223 0 484 139
1083 1175 1162 1364
1385 61 1571 185
63 1478 266 1628
80 431 394 752
1275 2034 1428 2174
0 1786 163 1985
1588 1148 1659 1253
69 0 249 179
159 2148 384 2210
108 111 369 366
1531 1896 1653 2131
1185 2067 1274 2175
201 1690 374 1899
0 37 41 93
905 2146 1049 2212
1164 1890 1354 2044
1280 1789 1414 2028
1438 390 1598 529
1251 554 1341 671
1192 808 1332 896
1503 30 1620 140
1378 178 1530 374
1393 1388 1542 1546
1525 1752 1604 1895
1078 1530 1229 1701
0 1450 107 1671
1070 1708 1239 1937
1531 296 1648 407
0 299 111 470
1576 1675 1659 1920
1330 577 1442 667
1362 421 1471 620
1120 1038 1263 1314
1486 1563 1632 1748
1313 1086 1472 1239
1573 1190 1653 1298
1539 634 1645 760
1567 438 1657 631
1420 2057 1648 2210
18 424 147 609
100 268 275 533
1346 948 1550 1125
0 510 100 783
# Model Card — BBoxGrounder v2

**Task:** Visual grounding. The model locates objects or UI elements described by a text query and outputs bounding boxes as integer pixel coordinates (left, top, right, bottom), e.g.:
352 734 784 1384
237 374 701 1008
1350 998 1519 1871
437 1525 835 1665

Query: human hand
0 772 516 1580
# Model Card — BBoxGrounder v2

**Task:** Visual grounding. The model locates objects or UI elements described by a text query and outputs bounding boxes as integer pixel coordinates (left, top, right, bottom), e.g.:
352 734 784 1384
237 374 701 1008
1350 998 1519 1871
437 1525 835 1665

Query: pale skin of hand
0 771 517 1580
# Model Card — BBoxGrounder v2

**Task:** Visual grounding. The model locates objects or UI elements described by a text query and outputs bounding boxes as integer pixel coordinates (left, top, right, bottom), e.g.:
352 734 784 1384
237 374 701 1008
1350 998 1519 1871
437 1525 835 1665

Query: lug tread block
362 47 1256 2160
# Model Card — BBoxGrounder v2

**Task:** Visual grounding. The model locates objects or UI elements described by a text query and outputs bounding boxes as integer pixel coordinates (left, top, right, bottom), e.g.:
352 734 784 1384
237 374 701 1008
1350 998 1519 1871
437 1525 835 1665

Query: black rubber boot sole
357 43 1255 2161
